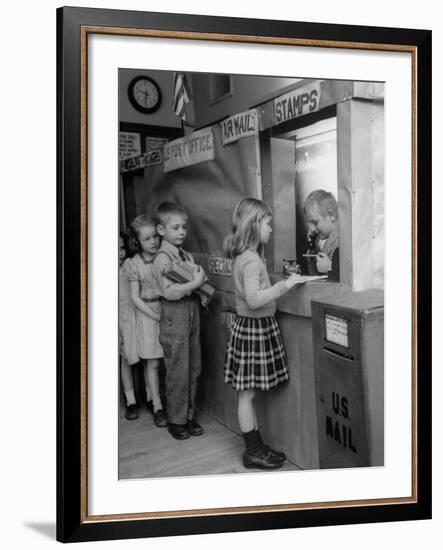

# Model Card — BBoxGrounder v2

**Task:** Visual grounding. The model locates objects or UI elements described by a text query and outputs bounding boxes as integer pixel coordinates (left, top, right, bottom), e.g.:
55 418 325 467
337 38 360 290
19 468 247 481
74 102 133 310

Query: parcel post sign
221 109 258 146
274 82 321 124
164 128 214 173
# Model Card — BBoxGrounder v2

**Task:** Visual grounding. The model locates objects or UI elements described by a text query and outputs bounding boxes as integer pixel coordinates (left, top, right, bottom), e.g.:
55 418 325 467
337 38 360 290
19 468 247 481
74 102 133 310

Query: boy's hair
156 201 188 226
304 189 338 218
224 197 272 259
128 214 157 252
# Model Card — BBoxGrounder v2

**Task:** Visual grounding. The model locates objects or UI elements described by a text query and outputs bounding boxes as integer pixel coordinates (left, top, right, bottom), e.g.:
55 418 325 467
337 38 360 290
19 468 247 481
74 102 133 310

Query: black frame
57 6 432 543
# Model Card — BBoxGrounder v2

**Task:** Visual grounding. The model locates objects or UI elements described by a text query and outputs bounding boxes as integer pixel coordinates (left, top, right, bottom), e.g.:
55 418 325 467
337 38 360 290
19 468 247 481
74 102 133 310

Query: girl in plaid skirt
224 197 305 470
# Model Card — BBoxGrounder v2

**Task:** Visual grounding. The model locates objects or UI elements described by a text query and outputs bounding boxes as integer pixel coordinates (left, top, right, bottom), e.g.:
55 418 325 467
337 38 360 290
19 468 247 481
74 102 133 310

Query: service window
264 112 339 280
293 117 338 276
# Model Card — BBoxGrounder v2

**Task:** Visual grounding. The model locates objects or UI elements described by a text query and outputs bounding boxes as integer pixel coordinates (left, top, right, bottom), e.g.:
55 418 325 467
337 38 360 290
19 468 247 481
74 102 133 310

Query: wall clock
128 76 162 114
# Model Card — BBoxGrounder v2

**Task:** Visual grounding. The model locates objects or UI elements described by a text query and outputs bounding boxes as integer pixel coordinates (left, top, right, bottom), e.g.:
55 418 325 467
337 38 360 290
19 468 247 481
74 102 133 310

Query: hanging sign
164 128 214 173
221 109 258 146
120 150 161 173
119 132 141 160
146 136 169 152
274 82 321 124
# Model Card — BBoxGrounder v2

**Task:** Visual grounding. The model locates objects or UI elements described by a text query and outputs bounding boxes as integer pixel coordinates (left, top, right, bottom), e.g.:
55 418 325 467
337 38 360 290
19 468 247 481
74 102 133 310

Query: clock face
128 76 162 114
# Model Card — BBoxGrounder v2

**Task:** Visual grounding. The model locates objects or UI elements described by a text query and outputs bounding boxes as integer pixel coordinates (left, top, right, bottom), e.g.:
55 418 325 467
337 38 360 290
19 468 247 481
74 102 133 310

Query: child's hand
200 296 209 308
316 252 331 273
285 272 306 290
192 266 206 287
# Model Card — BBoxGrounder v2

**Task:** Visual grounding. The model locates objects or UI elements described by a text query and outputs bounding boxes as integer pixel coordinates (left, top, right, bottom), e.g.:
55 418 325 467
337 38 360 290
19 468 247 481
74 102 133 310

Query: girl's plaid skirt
224 316 289 391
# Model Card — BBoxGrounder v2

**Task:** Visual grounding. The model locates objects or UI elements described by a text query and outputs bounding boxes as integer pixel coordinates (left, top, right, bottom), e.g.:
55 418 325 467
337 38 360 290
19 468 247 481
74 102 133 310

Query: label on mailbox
325 314 349 348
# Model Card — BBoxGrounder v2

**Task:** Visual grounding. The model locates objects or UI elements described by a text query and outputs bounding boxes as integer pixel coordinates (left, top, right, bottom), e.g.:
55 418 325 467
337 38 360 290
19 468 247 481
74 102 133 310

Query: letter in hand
316 252 331 274
285 272 306 290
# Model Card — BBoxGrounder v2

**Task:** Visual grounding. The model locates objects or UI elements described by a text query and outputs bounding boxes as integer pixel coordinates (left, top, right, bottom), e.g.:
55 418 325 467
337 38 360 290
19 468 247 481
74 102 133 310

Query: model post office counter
197 270 383 470
120 73 385 470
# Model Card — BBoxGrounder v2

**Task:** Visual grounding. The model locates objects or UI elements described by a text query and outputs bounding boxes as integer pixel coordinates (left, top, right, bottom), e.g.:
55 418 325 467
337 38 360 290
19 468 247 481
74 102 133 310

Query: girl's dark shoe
253 430 286 464
243 447 283 470
187 418 204 436
168 423 190 440
263 445 286 464
153 409 168 427
125 404 139 421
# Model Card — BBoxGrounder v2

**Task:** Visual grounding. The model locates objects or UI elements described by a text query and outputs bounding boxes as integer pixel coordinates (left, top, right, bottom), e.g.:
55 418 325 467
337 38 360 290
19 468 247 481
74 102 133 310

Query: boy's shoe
125 404 139 421
187 418 204 436
168 423 190 440
153 409 168 428
243 447 283 470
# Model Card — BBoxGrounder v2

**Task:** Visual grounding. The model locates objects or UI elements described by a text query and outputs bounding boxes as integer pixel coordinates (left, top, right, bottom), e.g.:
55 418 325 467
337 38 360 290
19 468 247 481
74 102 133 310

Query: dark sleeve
328 247 340 282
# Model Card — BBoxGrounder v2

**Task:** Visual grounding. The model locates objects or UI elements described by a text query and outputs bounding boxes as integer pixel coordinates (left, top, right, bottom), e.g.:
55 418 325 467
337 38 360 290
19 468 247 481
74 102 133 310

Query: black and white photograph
118 69 385 480
1 0 436 547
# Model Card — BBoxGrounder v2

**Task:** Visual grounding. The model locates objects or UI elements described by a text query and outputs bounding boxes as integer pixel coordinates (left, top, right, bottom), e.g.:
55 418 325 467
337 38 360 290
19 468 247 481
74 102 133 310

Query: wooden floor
119 403 301 479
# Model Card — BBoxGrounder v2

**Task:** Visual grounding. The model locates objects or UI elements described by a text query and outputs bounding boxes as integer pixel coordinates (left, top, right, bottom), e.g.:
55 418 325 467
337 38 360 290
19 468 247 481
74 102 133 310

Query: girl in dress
119 232 143 420
224 197 305 470
123 215 167 428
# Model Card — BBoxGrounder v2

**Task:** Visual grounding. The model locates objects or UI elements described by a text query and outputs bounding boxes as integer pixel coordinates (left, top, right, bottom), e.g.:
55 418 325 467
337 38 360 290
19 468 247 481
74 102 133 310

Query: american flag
173 72 191 121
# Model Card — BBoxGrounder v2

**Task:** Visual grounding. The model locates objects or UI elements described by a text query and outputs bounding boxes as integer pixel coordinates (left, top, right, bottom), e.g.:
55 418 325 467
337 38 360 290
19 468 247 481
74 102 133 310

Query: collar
323 227 339 257
159 240 192 262
138 251 154 264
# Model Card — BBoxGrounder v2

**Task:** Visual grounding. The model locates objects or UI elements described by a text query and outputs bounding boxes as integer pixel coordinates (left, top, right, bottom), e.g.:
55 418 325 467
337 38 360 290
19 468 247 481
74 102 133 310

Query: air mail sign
274 82 321 124
221 109 258 146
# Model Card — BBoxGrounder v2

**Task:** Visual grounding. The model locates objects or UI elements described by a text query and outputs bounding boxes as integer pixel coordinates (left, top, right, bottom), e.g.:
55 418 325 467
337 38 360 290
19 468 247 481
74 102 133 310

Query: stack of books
162 261 215 302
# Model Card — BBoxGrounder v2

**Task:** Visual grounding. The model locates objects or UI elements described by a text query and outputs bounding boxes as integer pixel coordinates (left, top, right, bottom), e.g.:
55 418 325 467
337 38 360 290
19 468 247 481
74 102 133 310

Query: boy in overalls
152 202 207 440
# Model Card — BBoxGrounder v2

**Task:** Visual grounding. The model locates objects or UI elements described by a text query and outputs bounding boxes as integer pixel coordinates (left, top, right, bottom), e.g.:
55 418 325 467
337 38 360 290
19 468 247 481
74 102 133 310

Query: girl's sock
242 429 262 454
124 389 136 407
254 428 264 447
145 385 153 409
152 397 163 412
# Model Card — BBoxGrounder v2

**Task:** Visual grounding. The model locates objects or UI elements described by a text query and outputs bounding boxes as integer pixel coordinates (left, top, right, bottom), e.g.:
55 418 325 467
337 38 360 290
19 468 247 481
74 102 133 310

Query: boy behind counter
303 190 340 282
152 201 207 440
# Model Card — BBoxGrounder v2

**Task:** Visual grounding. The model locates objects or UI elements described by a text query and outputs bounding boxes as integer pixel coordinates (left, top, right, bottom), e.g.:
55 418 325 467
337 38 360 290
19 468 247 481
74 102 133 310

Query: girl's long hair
224 197 272 259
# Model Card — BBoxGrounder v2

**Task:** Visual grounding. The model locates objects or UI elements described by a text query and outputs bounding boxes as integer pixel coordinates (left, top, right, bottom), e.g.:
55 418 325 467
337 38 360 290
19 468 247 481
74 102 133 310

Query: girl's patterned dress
123 253 164 359
119 265 139 365
224 249 289 391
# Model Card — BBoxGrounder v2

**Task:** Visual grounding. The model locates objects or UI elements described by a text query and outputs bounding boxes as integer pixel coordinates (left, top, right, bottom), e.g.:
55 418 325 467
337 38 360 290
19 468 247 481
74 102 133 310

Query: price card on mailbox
325 314 349 348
